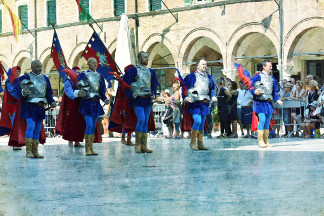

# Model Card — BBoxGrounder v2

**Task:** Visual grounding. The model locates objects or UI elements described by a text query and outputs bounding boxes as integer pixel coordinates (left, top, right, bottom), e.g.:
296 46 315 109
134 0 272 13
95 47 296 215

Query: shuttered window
149 0 161 11
18 5 28 30
79 0 90 21
0 10 2 33
114 0 125 16
47 0 56 26
185 0 193 5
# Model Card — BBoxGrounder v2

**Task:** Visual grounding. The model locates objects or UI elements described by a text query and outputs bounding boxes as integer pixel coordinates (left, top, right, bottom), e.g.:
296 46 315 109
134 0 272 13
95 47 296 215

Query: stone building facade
0 0 323 94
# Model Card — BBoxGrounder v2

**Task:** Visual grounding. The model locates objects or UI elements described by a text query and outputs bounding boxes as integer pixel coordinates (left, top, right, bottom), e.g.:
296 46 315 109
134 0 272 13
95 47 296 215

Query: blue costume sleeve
64 79 75 100
77 72 86 81
100 75 107 102
44 75 55 105
122 67 137 99
183 73 196 100
150 69 159 98
272 77 280 102
249 74 261 95
6 80 20 100
208 74 216 98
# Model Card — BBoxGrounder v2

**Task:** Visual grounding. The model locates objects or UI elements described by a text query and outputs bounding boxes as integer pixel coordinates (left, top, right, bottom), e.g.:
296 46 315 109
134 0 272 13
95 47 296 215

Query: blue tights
192 114 207 131
26 118 42 139
10 113 15 126
257 113 272 130
84 115 98 135
134 105 151 133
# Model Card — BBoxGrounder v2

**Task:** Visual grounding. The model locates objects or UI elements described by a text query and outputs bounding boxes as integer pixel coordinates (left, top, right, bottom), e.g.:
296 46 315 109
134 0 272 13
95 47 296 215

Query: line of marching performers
0 55 282 159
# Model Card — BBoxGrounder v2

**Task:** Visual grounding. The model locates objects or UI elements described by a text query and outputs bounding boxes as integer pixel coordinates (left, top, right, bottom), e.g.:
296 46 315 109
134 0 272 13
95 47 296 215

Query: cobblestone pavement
0 136 324 216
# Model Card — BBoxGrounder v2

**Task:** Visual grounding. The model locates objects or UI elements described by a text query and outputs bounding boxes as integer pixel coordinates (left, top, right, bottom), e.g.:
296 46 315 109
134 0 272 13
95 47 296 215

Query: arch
17 57 32 74
0 55 10 71
146 42 176 93
178 27 225 65
39 47 52 64
68 42 87 66
141 33 178 66
283 17 324 61
12 50 33 66
227 23 279 68
107 38 117 53
42 54 55 75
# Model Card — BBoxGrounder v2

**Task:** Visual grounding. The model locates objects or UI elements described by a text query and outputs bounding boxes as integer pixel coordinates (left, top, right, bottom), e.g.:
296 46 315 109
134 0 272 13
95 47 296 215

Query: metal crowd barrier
152 104 166 133
44 108 59 137
273 99 307 137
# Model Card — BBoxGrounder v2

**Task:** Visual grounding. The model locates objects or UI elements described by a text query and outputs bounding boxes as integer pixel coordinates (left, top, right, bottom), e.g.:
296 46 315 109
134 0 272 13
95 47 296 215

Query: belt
138 95 151 100
8 101 17 105
37 102 46 107
88 97 100 102
241 106 252 109
197 99 210 103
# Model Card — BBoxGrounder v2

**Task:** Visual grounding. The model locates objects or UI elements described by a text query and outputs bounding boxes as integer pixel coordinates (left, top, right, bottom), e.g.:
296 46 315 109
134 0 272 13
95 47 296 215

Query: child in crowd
301 101 321 138
173 100 181 139
163 99 174 138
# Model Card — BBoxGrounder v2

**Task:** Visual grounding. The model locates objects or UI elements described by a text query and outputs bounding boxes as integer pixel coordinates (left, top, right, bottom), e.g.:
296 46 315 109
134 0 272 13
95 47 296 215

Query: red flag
0 61 6 81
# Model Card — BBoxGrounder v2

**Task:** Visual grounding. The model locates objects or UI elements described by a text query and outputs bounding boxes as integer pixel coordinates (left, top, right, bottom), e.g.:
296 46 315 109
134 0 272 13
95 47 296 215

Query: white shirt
237 88 245 108
240 90 253 107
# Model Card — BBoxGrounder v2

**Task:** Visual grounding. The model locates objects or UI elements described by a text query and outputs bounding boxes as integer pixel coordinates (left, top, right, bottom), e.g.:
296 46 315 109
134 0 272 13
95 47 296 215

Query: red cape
56 93 102 143
8 99 46 147
180 102 208 132
109 87 155 133
0 89 18 136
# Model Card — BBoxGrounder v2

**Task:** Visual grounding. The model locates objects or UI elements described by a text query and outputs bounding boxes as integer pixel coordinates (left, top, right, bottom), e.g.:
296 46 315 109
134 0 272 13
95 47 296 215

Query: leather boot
25 138 34 158
127 136 134 146
32 139 44 158
263 129 273 147
141 133 153 153
74 142 84 148
197 130 208 150
190 129 199 150
89 134 98 155
257 130 266 148
84 134 92 156
121 133 127 145
134 132 142 153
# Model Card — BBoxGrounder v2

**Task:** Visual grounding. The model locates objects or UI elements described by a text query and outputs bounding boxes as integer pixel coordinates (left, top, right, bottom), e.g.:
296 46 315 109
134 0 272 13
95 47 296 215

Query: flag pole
88 23 124 75
0 62 8 74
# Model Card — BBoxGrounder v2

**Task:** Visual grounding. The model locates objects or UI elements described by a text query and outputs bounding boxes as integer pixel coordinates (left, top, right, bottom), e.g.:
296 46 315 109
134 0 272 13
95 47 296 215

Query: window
114 0 125 16
185 0 193 5
47 0 56 26
195 0 213 4
149 0 161 11
0 9 2 33
18 5 28 30
79 0 90 21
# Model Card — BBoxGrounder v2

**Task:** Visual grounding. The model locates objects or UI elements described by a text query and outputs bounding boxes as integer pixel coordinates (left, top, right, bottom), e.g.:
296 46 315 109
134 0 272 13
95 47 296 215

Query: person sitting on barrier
280 82 294 137
291 80 307 136
302 101 321 138
250 59 283 148
307 80 320 106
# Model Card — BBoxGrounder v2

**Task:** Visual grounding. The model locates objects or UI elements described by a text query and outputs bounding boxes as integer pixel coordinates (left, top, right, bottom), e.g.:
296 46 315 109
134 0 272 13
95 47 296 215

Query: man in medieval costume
0 66 21 150
16 60 56 158
109 51 158 154
184 58 217 151
77 58 108 156
249 59 282 148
